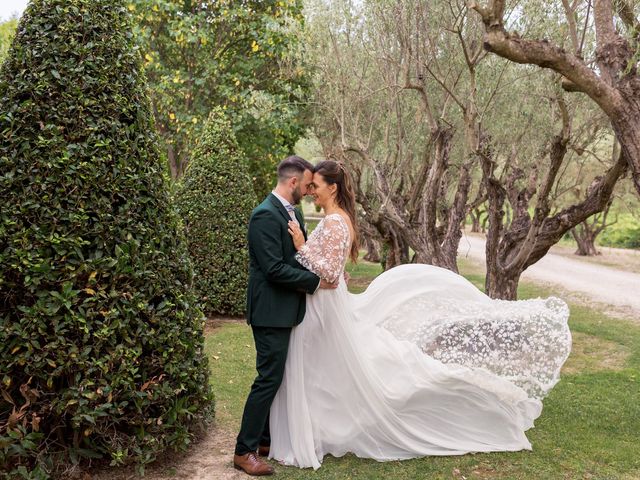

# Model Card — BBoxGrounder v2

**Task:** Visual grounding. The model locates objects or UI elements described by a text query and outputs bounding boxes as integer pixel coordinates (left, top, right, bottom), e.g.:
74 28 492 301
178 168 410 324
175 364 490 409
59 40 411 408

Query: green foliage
599 214 640 249
131 0 310 198
175 109 256 316
0 19 17 62
0 0 212 475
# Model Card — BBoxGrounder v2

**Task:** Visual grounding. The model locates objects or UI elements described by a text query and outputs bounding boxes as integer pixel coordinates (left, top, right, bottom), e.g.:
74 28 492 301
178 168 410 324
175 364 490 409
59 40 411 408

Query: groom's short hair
277 156 314 183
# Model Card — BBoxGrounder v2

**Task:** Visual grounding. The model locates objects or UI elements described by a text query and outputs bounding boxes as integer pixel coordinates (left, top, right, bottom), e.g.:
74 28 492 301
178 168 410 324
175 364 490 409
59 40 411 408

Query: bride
271 160 571 470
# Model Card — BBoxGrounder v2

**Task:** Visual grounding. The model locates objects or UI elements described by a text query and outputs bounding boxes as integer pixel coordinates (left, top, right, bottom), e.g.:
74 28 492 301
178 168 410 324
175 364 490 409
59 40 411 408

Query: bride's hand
288 221 305 251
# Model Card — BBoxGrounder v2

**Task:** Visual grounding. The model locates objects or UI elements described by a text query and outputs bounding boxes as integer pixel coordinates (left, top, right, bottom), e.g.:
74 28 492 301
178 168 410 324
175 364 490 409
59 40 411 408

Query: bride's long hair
313 160 360 263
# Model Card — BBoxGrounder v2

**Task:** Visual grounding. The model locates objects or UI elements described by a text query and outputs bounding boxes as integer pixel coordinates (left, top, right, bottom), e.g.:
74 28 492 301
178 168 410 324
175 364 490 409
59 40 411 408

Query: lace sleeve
296 215 349 283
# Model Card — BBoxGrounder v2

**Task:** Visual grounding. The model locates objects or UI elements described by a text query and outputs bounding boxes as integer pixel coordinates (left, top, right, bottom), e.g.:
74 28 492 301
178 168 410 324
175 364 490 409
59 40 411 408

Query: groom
233 156 337 476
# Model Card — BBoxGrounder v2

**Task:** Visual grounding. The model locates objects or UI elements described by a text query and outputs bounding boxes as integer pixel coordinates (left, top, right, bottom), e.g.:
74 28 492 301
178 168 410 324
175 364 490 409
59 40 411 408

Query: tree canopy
131 0 310 198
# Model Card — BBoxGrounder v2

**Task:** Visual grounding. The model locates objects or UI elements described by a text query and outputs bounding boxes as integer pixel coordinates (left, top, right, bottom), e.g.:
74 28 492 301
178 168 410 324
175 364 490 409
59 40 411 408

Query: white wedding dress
270 214 571 469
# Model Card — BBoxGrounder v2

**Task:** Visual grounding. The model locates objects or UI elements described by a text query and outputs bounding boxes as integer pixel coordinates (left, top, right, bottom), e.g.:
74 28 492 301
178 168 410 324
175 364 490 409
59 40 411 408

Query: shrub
0 0 212 476
598 214 640 249
0 19 17 62
175 109 256 316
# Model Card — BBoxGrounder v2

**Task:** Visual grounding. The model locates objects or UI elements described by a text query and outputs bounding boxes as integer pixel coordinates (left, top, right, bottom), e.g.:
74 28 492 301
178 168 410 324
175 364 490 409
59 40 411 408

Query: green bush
175 109 256 316
0 19 17 63
0 0 212 476
598 214 640 249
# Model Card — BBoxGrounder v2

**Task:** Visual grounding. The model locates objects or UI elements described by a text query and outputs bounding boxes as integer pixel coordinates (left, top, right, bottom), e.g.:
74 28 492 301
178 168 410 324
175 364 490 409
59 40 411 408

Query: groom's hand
319 279 339 289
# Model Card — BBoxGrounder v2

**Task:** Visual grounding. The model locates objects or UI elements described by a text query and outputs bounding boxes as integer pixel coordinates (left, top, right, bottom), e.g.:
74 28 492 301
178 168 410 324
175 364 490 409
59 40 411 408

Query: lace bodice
296 214 350 283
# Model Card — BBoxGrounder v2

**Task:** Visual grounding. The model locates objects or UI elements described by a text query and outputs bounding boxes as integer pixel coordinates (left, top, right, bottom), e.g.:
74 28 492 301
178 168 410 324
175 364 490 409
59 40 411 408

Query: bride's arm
294 216 349 284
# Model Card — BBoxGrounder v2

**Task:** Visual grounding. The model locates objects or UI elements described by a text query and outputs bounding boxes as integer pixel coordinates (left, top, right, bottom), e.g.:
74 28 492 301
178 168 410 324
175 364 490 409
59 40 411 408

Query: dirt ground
91 425 245 480
458 232 640 321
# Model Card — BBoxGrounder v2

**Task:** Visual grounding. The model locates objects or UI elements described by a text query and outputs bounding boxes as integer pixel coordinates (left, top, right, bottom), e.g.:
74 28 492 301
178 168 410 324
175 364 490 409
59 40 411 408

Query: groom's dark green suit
235 193 320 457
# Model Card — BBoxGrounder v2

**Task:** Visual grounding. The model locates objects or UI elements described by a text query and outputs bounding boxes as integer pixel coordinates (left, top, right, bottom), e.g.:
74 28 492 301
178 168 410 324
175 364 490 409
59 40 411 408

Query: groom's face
291 169 314 205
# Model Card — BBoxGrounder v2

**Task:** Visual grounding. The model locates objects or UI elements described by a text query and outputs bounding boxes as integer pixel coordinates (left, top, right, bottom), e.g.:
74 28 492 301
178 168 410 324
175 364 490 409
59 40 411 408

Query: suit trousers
235 325 292 455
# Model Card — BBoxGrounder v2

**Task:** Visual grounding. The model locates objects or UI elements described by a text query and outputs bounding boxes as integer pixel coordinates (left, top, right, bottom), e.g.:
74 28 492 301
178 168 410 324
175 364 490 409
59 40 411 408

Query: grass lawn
207 257 640 480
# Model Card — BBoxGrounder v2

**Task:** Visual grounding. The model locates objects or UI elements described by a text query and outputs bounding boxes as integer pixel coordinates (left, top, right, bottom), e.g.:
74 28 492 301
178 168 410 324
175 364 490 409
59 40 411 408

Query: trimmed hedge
0 0 212 476
175 109 256 316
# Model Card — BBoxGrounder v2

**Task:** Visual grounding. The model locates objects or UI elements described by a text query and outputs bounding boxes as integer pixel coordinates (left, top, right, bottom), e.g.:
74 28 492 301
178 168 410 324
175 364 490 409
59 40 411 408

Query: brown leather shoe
233 452 274 476
258 445 270 457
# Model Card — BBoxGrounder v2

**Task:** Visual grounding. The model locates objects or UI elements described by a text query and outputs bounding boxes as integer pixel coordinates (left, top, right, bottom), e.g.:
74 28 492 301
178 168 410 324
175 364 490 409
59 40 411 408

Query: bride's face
311 173 337 209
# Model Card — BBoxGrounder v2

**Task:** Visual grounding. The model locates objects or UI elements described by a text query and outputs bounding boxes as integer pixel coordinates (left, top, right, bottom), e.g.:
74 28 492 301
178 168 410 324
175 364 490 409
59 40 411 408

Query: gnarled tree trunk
471 0 640 197
572 227 601 256
343 123 470 274
469 208 483 233
382 228 410 270
363 237 381 263
571 199 614 255
479 99 627 299
359 221 382 263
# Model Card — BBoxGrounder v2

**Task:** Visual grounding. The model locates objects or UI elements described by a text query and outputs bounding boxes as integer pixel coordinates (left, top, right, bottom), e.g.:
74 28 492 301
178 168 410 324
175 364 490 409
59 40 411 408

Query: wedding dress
270 214 571 469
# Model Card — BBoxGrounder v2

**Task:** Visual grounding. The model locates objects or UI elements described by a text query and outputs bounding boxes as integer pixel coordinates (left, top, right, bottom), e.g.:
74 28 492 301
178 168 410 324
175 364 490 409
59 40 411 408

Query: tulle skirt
270 264 571 469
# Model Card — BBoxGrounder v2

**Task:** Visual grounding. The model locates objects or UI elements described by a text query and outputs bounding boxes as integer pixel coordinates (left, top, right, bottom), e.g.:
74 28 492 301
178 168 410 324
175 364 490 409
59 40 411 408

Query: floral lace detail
380 295 571 400
296 214 350 283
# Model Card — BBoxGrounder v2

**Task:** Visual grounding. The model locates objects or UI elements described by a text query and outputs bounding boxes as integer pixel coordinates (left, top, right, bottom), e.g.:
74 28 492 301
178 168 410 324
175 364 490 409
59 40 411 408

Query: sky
0 0 28 22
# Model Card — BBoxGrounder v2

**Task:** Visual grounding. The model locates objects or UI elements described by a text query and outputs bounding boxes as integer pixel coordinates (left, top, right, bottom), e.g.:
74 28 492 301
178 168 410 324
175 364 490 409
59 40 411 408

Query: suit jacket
246 193 320 327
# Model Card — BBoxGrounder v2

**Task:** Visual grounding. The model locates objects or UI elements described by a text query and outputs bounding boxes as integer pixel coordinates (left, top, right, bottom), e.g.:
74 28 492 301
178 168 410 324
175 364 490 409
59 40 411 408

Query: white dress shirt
272 190 300 226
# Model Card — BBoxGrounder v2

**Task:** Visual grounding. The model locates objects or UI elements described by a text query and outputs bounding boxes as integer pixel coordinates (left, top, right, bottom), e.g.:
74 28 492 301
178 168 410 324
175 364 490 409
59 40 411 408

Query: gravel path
458 232 640 319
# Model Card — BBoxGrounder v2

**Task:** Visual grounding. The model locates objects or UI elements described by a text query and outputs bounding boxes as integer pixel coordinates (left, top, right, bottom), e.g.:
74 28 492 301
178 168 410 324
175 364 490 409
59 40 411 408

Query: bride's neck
323 200 341 215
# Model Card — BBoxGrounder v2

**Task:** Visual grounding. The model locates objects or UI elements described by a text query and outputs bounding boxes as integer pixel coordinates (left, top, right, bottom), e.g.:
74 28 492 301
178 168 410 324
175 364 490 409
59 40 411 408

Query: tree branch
614 0 640 37
561 0 580 54
505 97 571 272
469 0 621 116
423 63 466 112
